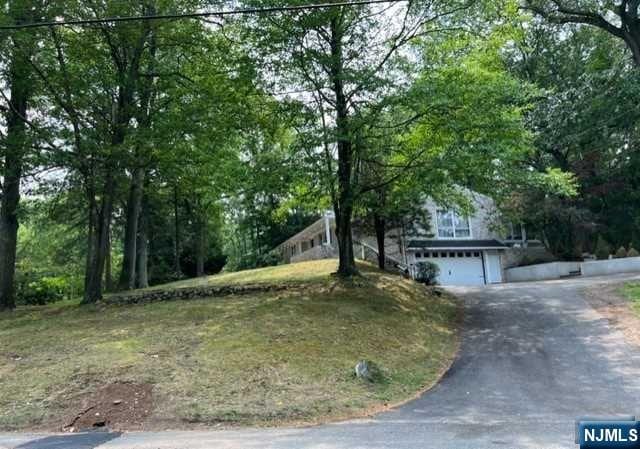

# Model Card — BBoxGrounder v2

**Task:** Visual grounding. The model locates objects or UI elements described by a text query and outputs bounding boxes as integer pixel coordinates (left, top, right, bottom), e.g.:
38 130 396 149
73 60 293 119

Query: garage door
421 251 486 286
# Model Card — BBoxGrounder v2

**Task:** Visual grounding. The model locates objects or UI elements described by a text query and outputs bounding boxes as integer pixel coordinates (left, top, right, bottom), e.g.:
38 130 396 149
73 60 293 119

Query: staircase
355 241 412 277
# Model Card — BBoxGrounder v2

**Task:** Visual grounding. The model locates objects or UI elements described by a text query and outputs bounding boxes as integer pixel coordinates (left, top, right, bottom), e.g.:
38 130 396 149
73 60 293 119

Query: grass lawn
0 260 460 431
621 282 640 316
122 259 341 294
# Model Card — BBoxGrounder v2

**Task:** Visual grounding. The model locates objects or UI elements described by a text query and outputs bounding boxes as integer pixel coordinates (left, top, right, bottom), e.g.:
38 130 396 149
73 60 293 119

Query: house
275 191 551 286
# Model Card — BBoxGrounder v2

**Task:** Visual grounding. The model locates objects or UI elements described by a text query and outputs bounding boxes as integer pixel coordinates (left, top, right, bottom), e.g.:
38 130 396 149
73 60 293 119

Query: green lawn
123 259 341 294
621 283 640 316
0 260 460 431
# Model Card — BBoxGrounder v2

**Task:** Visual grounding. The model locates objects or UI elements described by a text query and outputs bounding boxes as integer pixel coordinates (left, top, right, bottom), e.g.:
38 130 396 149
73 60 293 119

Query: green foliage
595 236 612 261
16 276 75 305
415 262 440 286
615 246 628 259
504 22 640 258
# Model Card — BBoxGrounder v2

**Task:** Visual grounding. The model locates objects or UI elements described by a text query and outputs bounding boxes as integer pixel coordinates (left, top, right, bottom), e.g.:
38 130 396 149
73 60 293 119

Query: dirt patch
63 383 153 432
584 283 640 348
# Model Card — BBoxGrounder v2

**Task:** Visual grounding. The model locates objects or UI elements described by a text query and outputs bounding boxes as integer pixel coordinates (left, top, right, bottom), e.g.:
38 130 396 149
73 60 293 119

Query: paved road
3 274 640 449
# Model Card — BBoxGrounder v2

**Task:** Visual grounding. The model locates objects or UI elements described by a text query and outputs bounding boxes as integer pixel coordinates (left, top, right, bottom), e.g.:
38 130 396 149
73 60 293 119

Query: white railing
355 240 411 276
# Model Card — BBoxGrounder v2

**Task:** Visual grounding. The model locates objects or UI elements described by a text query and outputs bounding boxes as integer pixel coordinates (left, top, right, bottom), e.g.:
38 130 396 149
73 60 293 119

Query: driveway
3 274 640 449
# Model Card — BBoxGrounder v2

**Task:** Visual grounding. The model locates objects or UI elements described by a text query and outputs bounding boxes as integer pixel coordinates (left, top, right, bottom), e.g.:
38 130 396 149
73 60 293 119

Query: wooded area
1 0 639 309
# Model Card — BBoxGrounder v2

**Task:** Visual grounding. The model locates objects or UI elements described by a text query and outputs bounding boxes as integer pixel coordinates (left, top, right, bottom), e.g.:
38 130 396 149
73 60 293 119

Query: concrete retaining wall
291 244 338 263
505 262 581 283
581 257 640 277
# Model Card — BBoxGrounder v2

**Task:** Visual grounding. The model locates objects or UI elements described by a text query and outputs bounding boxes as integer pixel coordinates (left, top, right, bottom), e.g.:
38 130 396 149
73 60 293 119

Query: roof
407 239 508 250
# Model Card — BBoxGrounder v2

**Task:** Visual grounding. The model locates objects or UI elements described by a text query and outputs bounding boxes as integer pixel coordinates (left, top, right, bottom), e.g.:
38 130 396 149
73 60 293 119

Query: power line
0 0 407 30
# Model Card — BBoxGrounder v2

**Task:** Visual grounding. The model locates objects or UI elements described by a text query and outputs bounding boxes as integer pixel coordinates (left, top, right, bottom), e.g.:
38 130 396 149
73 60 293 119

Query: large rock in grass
355 360 385 383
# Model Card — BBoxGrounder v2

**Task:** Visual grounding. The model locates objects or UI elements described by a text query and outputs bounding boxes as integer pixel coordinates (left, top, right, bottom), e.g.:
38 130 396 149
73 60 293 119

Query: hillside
0 260 460 431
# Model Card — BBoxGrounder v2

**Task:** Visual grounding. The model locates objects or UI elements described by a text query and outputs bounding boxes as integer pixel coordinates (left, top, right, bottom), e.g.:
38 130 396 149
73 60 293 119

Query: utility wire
0 0 407 30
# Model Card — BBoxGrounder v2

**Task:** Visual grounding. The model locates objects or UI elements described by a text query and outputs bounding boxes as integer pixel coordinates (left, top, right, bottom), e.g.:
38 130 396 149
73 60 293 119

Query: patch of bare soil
63 382 153 432
584 283 640 348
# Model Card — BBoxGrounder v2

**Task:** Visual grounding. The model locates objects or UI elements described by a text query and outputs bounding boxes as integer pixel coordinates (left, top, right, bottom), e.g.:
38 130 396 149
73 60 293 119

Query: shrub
628 247 640 258
17 276 69 305
615 246 628 259
415 261 440 285
595 236 612 261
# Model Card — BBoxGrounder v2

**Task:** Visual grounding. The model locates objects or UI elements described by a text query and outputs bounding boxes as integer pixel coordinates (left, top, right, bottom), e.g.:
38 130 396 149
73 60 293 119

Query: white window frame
506 222 526 242
436 209 472 239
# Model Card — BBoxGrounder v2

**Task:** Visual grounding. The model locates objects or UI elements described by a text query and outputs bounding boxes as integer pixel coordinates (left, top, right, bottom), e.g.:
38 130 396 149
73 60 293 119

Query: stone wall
104 283 297 305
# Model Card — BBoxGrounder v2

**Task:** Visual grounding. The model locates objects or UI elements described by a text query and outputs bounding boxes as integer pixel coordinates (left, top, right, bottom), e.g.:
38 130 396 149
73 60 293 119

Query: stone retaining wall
104 283 297 305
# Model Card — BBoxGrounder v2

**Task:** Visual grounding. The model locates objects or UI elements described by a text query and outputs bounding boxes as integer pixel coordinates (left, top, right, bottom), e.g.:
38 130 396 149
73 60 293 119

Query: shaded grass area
621 283 640 315
125 259 341 294
0 260 460 431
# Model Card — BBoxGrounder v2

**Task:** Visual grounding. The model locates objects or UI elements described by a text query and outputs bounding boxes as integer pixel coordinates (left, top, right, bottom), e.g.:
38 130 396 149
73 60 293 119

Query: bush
415 261 440 286
17 276 69 305
628 247 640 258
615 246 628 259
595 236 612 260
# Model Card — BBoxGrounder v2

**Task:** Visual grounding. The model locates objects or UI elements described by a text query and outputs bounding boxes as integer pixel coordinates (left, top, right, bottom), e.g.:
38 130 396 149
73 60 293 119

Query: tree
0 0 44 310
506 23 640 257
525 0 640 66
357 32 538 268
249 0 490 276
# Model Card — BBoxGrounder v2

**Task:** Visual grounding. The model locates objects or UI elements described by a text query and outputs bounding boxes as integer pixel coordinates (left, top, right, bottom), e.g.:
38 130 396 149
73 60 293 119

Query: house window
506 223 525 241
416 252 422 259
437 210 471 239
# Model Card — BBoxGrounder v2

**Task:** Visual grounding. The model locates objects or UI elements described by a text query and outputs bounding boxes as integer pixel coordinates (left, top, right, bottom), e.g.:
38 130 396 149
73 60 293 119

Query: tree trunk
196 214 207 277
173 185 182 276
330 15 358 277
118 167 145 290
0 26 31 310
105 228 113 292
83 172 116 303
374 214 386 270
136 198 149 289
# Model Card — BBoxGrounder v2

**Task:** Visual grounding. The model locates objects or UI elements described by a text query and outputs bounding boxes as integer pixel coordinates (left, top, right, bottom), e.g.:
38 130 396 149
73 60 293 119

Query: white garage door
419 251 486 286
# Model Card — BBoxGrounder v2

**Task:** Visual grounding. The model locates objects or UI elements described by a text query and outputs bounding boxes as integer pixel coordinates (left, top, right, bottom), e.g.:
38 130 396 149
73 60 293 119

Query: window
440 252 448 258
506 223 525 241
424 252 431 258
457 252 464 258
449 252 456 258
474 252 481 258
465 252 472 257
437 210 471 239
432 252 439 258
416 252 422 259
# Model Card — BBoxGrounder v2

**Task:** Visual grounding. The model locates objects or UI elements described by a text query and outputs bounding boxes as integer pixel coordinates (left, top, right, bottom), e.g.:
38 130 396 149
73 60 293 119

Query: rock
355 360 372 381
355 360 384 383
113 400 122 405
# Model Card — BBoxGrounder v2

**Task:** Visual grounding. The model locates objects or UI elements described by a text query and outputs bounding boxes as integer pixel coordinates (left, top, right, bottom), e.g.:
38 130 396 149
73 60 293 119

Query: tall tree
249 0 484 276
0 0 41 310
525 0 640 66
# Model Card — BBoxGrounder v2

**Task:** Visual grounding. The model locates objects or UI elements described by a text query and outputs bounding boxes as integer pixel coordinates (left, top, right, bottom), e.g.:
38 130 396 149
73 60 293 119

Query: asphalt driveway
3 274 640 449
